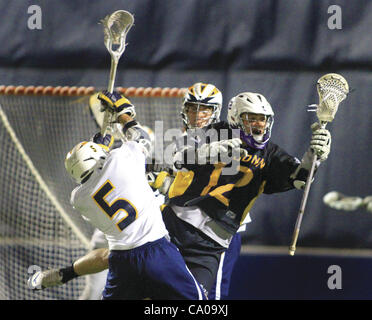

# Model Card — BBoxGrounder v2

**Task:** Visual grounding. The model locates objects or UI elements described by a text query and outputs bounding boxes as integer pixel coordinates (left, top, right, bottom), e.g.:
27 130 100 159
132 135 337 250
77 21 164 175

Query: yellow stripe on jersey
200 164 225 196
235 166 253 187
240 180 266 224
168 171 195 199
209 183 234 206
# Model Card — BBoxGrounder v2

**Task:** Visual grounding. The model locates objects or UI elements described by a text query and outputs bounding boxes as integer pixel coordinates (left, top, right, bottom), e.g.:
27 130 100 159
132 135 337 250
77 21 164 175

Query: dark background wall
1 0 372 299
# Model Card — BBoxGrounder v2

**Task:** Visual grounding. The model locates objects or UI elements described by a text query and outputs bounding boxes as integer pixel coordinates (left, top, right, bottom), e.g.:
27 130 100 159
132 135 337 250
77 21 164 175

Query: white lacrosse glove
28 269 63 290
310 122 331 161
197 138 243 164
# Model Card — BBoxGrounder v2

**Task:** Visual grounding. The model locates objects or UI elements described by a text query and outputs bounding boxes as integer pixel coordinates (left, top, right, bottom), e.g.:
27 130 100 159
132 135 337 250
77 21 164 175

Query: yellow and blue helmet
181 82 222 129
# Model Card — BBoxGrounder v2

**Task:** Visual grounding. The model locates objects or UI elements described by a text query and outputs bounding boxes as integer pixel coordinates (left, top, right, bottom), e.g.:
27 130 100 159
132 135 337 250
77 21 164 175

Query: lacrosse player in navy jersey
29 91 205 300
161 91 332 296
148 83 248 299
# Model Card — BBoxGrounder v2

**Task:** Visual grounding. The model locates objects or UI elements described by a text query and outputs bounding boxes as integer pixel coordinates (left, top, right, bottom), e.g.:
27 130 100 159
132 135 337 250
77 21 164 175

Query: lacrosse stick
289 73 349 256
323 191 363 211
100 10 134 136
323 192 372 213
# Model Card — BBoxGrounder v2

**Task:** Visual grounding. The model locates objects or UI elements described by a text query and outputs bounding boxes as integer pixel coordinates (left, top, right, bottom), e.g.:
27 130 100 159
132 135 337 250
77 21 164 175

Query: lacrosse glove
197 138 243 164
92 132 114 152
146 171 174 195
310 122 331 161
98 90 136 120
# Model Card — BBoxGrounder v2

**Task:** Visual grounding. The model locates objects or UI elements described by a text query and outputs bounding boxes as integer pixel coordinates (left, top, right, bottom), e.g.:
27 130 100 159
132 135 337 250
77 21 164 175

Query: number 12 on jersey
93 180 137 231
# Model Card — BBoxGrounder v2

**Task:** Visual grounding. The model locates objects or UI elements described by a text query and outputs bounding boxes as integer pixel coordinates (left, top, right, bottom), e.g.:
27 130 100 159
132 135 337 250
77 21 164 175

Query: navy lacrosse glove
98 90 136 119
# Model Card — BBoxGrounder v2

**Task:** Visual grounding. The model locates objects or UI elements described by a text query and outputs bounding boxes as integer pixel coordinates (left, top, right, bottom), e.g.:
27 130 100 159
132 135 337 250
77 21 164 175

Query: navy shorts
102 237 205 300
208 232 241 300
161 206 226 296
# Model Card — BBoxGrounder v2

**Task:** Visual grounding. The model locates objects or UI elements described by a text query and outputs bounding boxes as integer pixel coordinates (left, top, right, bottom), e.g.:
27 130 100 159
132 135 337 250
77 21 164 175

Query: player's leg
101 249 143 300
102 237 205 300
141 237 206 300
209 232 241 300
161 205 224 297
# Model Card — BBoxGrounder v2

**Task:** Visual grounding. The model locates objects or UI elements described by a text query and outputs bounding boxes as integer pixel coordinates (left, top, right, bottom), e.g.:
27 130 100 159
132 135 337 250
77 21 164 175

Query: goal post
0 85 186 299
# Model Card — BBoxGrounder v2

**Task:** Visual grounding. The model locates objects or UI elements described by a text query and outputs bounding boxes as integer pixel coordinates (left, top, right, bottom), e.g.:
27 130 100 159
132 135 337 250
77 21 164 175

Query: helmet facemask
181 82 222 130
239 112 274 144
227 92 274 149
182 102 220 129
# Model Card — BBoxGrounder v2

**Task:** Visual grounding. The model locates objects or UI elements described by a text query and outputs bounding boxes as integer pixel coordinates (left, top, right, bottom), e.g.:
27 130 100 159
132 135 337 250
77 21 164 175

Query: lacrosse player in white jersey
29 90 204 300
78 125 160 300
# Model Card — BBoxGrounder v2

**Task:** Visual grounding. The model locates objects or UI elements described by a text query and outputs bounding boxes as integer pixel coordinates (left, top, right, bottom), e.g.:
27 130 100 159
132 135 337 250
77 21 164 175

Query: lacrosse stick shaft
289 152 318 255
101 57 119 135
289 122 327 256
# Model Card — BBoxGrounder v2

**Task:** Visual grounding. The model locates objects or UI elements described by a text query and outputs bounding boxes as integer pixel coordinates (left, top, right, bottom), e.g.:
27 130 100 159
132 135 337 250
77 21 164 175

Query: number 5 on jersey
93 180 137 231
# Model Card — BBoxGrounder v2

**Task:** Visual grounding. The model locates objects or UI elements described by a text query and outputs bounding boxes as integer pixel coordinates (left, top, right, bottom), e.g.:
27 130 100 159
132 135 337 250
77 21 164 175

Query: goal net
0 85 185 300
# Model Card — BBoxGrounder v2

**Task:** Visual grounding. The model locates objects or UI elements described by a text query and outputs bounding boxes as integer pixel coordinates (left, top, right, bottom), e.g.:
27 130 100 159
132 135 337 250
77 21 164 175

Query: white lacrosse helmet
65 141 108 183
227 92 274 149
181 82 222 129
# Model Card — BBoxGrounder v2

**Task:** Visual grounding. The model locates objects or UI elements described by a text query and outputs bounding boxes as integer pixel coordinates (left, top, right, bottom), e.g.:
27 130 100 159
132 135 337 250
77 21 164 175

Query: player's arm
28 248 109 290
172 133 243 171
73 248 109 276
264 122 331 193
289 122 331 190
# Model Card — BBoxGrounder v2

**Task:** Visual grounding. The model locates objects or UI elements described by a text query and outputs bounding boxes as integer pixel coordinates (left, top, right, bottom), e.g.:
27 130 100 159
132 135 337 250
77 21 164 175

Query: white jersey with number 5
71 141 168 251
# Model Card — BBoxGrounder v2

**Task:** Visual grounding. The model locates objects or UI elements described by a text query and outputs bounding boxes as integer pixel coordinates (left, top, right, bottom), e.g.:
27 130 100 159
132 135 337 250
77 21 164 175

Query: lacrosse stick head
316 73 349 123
101 10 134 59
